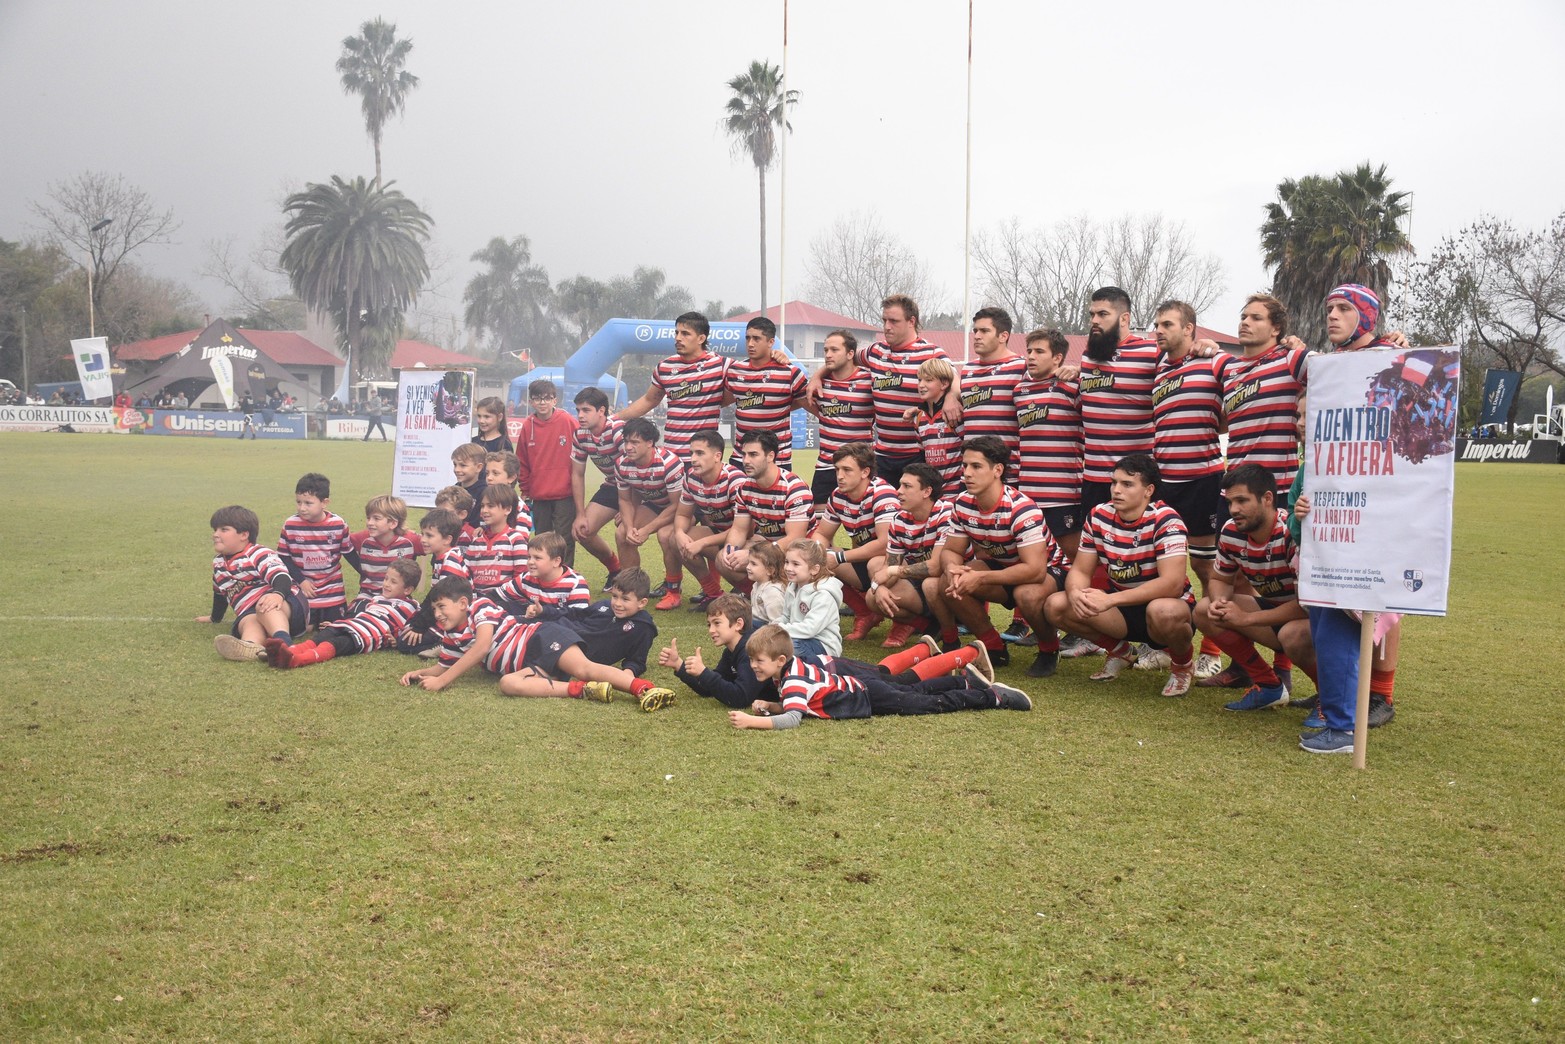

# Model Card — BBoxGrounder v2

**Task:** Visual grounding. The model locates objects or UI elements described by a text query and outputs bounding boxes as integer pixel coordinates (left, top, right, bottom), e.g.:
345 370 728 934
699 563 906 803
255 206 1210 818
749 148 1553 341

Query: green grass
1 435 1562 1040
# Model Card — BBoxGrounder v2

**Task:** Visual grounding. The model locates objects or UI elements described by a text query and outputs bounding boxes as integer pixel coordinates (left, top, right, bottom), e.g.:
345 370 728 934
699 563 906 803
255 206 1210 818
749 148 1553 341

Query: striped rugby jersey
681 463 746 530
496 566 592 616
815 366 875 461
276 512 353 609
615 447 685 508
212 543 298 615
726 360 807 465
1214 509 1297 600
437 597 543 674
1152 352 1225 481
1079 501 1194 607
914 403 964 496
1014 375 1083 507
886 498 954 565
430 546 471 584
960 352 1027 465
823 477 900 548
735 468 814 539
652 351 729 459
323 595 418 651
944 486 1065 571
1079 338 1159 483
352 532 421 598
863 338 949 457
1217 344 1309 490
778 655 871 720
571 416 626 489
462 526 529 593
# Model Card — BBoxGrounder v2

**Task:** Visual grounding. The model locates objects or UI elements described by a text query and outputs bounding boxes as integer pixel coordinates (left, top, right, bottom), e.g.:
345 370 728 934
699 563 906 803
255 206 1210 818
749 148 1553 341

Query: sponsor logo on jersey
1224 379 1259 413
1081 371 1116 393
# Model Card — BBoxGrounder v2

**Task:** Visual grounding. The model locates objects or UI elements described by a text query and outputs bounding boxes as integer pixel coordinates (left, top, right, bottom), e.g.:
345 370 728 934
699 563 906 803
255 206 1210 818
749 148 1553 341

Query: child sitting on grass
198 505 309 661
347 494 422 611
777 538 844 659
567 567 658 677
268 559 421 669
398 577 676 711
494 531 590 620
728 624 1031 730
745 539 786 623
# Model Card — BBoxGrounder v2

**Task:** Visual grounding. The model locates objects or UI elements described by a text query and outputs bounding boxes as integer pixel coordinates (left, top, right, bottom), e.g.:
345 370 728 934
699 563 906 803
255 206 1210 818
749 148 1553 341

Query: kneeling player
867 462 951 648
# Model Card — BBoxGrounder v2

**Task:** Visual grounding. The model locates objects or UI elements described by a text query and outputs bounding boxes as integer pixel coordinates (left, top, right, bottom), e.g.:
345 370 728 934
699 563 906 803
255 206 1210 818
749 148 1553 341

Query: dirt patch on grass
2 841 91 864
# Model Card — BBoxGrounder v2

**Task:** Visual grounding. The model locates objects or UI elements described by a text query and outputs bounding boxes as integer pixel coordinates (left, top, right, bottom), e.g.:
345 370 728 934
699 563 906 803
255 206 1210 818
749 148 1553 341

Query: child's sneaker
638 686 676 712
215 635 266 662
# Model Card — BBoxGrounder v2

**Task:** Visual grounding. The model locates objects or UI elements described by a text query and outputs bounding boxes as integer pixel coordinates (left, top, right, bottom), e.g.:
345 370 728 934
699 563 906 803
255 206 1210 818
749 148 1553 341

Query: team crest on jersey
1225 379 1259 413
1080 371 1115 392
1403 569 1423 592
622 621 635 632
549 641 561 651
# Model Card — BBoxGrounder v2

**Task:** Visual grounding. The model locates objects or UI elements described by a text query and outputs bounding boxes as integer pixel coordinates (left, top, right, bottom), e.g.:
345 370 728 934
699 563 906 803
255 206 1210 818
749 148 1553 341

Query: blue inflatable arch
561 318 778 410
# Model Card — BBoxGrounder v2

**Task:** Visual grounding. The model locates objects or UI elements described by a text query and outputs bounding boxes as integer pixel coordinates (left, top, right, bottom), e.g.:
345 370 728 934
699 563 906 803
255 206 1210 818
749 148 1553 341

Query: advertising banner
324 416 397 441
69 336 115 401
129 409 307 439
393 369 476 506
1478 368 1522 425
0 404 128 433
1454 438 1560 463
209 353 238 409
1298 347 1458 616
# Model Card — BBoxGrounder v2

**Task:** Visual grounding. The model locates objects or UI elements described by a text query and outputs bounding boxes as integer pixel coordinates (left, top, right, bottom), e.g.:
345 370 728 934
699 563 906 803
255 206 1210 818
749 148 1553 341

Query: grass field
2 435 1563 1041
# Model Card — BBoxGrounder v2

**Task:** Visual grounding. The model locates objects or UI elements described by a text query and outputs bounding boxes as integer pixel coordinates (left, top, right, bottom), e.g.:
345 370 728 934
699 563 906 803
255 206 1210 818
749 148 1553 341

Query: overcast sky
3 0 1562 343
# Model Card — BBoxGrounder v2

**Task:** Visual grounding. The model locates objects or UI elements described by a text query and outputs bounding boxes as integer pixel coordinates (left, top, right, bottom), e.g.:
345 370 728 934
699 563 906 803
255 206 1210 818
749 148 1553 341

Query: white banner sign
209 353 237 409
392 369 475 507
69 337 115 401
1298 347 1459 616
0 404 127 433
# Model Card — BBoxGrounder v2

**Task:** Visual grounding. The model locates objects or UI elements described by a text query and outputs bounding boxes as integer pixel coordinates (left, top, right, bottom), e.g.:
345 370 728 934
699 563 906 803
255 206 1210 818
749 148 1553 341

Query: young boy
569 386 627 584
450 443 490 529
568 567 659 677
465 484 530 597
399 508 470 655
347 495 422 610
912 358 964 497
516 379 580 565
485 452 535 534
268 559 421 668
728 624 1031 729
197 504 309 661
495 531 591 621
276 472 354 627
434 486 478 542
398 577 677 712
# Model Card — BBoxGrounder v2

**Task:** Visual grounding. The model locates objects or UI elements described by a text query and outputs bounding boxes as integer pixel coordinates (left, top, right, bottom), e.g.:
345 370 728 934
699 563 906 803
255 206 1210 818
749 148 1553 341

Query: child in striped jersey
347 495 422 611
464 484 531 597
744 539 787 623
494 531 591 621
485 450 520 496
268 559 421 668
398 509 470 655
199 504 309 661
276 472 353 627
434 486 478 543
908 357 964 498
728 624 1032 729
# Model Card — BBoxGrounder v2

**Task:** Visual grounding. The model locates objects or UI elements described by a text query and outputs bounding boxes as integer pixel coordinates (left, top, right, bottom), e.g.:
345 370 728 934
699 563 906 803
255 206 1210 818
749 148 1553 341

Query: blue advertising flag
1479 368 1522 425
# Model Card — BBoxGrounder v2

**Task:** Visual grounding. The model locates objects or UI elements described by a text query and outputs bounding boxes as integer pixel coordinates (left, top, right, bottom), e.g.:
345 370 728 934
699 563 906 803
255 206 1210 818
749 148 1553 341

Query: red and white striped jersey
352 532 421 598
1079 338 1159 483
616 447 685 507
1214 509 1298 601
497 566 592 616
430 546 471 585
735 469 814 539
1014 375 1083 507
886 499 954 565
437 596 542 675
276 512 353 609
944 486 1064 570
571 417 626 489
324 594 418 651
823 477 899 548
462 526 530 593
681 464 746 530
1152 353 1224 481
213 543 297 615
915 403 964 496
815 366 875 461
1217 344 1309 491
960 353 1027 465
727 360 807 465
863 339 949 457
778 656 871 720
1079 501 1194 606
652 352 729 460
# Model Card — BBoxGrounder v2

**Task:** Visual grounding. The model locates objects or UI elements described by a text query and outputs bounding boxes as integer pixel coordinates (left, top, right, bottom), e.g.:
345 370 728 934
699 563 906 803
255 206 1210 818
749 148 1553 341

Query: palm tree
336 18 419 185
280 176 431 383
464 235 561 364
1260 162 1412 346
722 60 799 316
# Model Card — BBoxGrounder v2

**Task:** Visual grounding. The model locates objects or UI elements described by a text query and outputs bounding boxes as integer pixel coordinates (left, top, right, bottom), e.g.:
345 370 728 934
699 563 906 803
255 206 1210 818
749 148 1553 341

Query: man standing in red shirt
516 379 580 564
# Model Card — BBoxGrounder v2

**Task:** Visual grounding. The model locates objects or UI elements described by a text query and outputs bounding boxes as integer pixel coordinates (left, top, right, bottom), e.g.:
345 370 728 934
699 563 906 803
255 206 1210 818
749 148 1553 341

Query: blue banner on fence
132 410 307 439
1479 369 1522 425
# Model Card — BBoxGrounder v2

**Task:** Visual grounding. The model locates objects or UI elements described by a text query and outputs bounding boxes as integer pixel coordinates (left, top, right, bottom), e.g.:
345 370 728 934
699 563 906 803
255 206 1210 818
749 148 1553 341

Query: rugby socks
877 643 936 676
1200 635 1223 658
567 680 586 698
272 630 293 644
607 555 622 574
628 678 654 697
939 627 961 649
1273 652 1293 672
664 573 682 590
1208 631 1279 687
910 646 978 681
699 570 723 598
976 627 1006 653
842 586 871 616
1370 667 1396 703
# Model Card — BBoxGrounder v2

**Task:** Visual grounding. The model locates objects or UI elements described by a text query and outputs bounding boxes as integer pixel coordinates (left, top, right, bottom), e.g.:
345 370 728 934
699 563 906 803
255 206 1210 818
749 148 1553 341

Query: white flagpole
962 0 973 356
779 0 790 352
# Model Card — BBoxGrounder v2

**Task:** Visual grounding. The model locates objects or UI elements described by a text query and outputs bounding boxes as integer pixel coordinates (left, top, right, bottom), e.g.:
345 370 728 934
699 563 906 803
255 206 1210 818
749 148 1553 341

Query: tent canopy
120 319 319 405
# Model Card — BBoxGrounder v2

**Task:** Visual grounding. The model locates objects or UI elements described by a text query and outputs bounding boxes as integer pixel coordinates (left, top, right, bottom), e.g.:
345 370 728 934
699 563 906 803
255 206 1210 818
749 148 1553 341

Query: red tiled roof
390 340 489 369
115 327 343 367
728 300 878 331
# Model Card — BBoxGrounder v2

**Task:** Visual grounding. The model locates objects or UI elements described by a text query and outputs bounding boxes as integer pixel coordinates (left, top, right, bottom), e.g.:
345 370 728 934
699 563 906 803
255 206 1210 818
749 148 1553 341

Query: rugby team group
201 282 1404 753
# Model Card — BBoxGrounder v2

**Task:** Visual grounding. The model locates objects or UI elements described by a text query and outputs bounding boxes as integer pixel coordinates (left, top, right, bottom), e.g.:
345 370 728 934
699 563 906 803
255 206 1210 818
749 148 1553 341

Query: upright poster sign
1298 347 1459 616
392 369 476 507
69 337 115 401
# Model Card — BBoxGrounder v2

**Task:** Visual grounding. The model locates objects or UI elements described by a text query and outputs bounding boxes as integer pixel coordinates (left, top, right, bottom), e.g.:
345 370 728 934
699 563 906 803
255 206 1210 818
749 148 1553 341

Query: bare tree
804 211 944 324
28 172 179 330
974 213 1225 333
201 235 305 330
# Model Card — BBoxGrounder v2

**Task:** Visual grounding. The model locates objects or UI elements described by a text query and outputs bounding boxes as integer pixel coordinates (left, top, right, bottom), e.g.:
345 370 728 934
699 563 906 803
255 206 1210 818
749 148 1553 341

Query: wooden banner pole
1352 611 1377 770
